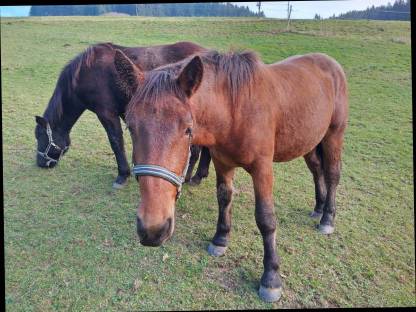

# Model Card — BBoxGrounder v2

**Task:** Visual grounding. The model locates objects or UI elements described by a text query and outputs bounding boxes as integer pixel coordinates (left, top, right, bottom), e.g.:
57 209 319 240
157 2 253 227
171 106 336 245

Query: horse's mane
203 50 261 105
43 42 116 124
126 49 261 122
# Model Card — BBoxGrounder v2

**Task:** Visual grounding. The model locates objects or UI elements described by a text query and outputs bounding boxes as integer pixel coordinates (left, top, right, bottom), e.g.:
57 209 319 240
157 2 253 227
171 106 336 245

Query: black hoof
259 285 282 302
318 224 335 234
188 176 202 186
113 176 129 189
207 243 227 256
309 211 323 218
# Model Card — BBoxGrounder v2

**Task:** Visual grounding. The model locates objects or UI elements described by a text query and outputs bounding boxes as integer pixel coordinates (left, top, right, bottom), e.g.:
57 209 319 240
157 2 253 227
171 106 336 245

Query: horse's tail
331 58 348 130
314 53 348 130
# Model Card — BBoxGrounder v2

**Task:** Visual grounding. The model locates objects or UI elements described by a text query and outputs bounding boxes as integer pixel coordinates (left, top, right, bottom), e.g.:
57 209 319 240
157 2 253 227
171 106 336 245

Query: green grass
2 16 414 309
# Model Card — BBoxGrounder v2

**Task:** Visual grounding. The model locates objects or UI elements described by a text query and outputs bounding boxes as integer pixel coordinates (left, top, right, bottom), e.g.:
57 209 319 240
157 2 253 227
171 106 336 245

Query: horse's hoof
188 177 202 186
259 285 282 302
309 211 323 218
207 243 227 257
112 180 127 189
318 224 335 234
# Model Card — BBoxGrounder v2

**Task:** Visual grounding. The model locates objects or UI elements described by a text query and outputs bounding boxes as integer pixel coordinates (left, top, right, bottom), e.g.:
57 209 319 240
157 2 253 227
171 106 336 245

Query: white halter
132 132 192 200
37 123 68 166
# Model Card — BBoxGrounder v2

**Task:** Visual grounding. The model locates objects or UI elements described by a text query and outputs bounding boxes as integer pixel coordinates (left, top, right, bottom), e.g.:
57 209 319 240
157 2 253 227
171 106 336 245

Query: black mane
43 43 115 124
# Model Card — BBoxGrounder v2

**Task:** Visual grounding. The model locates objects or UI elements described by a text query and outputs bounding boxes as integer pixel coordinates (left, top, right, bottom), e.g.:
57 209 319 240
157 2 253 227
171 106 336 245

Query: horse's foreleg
184 145 201 183
207 157 235 257
304 145 327 218
190 146 211 185
97 112 130 189
249 160 282 302
318 127 345 234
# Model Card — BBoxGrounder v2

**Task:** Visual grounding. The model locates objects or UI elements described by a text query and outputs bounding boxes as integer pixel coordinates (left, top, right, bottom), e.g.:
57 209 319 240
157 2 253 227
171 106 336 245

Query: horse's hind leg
207 157 235 257
318 126 345 234
304 145 327 218
184 145 201 183
189 146 211 186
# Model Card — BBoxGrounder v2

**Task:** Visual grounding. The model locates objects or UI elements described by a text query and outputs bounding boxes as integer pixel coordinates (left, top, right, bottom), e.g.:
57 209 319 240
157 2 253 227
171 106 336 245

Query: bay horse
34 41 211 188
116 49 348 302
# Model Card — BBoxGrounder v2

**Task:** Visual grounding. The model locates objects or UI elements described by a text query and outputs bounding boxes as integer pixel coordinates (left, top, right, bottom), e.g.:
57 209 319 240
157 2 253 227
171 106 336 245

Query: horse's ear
35 115 48 128
177 55 203 98
114 49 144 97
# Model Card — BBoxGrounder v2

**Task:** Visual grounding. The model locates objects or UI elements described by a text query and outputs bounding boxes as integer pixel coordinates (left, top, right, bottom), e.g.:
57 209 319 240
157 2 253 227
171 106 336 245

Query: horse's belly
273 109 332 162
273 135 324 162
210 147 242 167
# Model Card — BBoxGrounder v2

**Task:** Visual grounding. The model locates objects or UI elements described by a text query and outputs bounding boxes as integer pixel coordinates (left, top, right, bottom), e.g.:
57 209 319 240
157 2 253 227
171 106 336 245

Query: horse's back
268 53 348 162
119 41 206 71
272 52 348 126
74 41 206 113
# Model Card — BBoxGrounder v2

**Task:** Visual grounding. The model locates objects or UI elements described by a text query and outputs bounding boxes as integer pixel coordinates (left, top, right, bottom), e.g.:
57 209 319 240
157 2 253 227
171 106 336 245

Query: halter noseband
37 123 68 167
132 133 192 200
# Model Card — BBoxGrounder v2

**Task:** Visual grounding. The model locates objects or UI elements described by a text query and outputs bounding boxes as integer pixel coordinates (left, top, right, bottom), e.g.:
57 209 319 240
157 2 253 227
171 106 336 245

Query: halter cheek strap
37 123 68 166
132 134 192 200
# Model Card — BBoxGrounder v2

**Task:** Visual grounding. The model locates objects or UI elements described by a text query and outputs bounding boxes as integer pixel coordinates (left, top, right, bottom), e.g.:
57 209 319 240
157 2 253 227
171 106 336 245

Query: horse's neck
46 93 85 135
191 84 233 146
191 69 270 147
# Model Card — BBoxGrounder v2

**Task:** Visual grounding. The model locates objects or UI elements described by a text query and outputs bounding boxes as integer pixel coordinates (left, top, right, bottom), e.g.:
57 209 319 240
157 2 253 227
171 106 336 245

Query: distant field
2 16 413 309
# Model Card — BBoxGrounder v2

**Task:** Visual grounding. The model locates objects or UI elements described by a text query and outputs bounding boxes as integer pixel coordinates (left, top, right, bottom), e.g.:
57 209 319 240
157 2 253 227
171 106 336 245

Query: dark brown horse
117 49 348 302
34 41 211 188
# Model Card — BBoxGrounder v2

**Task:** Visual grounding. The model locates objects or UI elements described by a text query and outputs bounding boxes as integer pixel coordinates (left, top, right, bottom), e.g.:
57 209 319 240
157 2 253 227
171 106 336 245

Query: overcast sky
234 1 396 19
0 1 397 19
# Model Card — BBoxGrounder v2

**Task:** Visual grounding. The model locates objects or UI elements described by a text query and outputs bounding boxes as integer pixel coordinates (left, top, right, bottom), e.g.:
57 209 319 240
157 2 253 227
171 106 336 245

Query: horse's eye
185 128 192 136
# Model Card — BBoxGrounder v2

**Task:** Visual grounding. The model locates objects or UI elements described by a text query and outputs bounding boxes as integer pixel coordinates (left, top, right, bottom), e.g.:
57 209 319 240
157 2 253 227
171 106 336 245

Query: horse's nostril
136 217 172 246
136 217 147 240
163 218 172 237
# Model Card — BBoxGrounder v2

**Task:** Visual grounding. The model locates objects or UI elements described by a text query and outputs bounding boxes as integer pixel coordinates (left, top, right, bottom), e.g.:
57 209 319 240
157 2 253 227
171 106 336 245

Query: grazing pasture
2 16 413 309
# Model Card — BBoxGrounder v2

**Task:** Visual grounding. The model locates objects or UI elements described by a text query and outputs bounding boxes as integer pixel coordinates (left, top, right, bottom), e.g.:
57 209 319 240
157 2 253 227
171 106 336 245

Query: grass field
2 16 414 309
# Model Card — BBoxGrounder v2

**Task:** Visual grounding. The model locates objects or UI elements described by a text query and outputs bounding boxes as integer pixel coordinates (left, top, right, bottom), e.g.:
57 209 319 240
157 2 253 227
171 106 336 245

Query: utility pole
257 2 261 17
287 1 292 31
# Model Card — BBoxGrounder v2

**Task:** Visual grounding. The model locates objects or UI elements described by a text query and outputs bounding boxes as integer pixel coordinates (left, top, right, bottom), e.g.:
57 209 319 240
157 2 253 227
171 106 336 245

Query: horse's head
114 49 203 246
35 116 70 168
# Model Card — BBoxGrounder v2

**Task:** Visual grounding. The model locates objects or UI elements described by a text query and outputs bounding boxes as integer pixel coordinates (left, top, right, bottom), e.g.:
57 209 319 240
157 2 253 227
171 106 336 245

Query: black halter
37 123 68 167
132 133 192 200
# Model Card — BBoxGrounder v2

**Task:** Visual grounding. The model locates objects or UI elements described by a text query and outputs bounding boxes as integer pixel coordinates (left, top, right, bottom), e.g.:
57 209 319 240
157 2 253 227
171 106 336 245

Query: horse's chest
210 147 248 167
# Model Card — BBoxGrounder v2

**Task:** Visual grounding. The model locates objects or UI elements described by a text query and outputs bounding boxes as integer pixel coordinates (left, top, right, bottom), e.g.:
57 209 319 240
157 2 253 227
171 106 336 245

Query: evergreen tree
30 3 264 17
332 0 409 20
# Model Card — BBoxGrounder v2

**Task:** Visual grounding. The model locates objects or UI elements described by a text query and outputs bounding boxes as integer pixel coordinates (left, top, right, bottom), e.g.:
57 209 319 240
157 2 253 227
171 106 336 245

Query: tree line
331 0 410 21
30 3 264 17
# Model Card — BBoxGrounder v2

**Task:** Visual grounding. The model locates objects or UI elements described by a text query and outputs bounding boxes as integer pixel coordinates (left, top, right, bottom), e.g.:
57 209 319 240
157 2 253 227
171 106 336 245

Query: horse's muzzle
136 217 172 247
36 155 58 168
